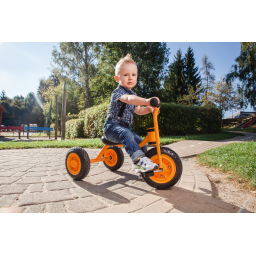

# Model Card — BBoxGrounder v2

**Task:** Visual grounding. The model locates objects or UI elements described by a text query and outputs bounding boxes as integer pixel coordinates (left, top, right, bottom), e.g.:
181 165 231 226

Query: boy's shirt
107 84 138 125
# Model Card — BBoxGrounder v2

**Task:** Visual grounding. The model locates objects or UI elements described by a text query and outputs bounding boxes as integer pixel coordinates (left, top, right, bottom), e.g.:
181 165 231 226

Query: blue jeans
103 119 147 162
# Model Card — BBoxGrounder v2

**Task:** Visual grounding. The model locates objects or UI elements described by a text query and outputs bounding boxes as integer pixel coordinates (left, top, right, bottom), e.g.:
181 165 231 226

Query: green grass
224 128 256 133
0 132 243 150
160 132 244 143
197 142 256 189
0 138 104 150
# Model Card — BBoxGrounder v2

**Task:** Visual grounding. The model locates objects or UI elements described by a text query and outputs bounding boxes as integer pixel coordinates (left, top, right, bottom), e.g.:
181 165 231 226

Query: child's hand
146 97 160 108
146 97 160 115
149 106 155 115
146 97 160 106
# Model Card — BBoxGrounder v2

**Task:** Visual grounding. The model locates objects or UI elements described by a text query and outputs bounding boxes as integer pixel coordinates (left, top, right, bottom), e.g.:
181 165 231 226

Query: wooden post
61 81 67 140
55 95 58 140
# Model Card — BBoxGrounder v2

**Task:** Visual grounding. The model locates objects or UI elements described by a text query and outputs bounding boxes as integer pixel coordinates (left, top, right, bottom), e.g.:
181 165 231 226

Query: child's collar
118 84 132 92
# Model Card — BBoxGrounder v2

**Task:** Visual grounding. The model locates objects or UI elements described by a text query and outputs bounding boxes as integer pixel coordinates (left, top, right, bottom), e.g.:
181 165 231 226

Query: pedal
154 168 163 173
148 171 154 177
135 169 154 177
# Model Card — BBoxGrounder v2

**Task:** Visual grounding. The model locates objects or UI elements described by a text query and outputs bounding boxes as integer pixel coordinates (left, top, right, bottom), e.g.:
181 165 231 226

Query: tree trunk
83 43 90 109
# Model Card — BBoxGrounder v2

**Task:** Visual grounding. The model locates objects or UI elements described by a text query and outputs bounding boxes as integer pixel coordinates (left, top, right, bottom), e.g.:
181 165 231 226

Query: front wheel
143 147 183 190
65 147 90 180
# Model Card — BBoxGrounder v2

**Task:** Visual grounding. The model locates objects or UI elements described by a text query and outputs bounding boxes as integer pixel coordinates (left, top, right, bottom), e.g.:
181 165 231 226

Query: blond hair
115 53 137 76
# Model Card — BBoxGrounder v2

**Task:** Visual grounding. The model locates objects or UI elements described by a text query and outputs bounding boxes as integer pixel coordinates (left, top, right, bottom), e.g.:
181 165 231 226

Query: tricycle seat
101 136 120 146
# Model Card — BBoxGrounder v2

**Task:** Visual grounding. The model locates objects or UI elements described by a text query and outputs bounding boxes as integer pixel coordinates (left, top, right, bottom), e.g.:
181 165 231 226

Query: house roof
0 104 6 112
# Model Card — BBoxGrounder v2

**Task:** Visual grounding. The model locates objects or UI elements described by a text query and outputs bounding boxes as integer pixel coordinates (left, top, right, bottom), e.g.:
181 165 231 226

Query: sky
0 42 254 118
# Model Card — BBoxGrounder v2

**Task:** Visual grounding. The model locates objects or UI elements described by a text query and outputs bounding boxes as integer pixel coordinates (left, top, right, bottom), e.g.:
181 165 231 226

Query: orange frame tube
153 107 163 169
89 136 149 164
89 107 162 167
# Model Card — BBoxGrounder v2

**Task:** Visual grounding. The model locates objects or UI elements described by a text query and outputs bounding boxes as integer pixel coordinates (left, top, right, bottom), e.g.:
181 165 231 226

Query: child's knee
141 145 147 154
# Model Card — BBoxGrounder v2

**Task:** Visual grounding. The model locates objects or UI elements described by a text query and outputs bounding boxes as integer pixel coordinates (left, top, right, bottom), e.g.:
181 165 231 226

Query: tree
183 46 202 104
210 77 240 117
0 90 7 101
200 54 215 104
0 92 44 126
52 42 99 109
178 87 200 106
226 42 256 109
90 42 170 104
49 69 60 87
164 49 186 103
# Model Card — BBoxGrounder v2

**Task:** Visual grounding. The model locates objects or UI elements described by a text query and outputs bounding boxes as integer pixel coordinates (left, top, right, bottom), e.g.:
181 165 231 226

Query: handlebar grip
150 98 160 107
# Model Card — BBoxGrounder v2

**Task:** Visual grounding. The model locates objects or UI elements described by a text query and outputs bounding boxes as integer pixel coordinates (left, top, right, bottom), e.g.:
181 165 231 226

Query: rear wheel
142 147 182 190
103 146 124 171
65 147 90 180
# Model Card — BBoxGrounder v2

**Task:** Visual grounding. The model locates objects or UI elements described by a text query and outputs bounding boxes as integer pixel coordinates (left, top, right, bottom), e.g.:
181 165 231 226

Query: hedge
66 102 222 138
133 103 222 136
66 119 85 139
83 102 109 138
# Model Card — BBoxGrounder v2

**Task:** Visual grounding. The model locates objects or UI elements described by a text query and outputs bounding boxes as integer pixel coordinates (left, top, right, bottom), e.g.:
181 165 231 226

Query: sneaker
134 157 159 173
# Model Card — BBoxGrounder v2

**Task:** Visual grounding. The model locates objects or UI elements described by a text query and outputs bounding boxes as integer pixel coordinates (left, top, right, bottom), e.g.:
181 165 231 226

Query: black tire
65 147 90 180
103 146 124 171
142 147 183 190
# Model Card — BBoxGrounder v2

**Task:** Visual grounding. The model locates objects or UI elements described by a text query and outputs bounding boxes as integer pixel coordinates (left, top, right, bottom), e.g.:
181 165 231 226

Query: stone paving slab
0 184 29 195
0 132 255 213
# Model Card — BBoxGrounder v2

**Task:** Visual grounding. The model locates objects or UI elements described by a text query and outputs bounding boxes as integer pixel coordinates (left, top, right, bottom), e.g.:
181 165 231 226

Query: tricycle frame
90 107 163 171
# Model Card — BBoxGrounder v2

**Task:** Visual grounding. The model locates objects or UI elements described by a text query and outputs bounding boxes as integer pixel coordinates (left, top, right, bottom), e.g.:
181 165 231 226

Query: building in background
226 111 256 119
0 104 6 127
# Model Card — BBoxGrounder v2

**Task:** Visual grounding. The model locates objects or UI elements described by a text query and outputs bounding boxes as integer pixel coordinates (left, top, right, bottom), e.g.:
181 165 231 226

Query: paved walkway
0 132 255 213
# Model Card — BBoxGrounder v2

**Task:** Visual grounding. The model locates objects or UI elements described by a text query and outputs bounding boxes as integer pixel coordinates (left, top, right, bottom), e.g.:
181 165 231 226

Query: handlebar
150 98 160 108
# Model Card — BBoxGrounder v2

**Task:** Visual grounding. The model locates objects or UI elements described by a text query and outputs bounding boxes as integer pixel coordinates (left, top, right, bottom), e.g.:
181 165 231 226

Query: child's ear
114 76 119 83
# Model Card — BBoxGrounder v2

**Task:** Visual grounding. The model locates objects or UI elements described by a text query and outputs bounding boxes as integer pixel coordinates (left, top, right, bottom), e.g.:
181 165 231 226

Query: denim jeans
103 119 147 162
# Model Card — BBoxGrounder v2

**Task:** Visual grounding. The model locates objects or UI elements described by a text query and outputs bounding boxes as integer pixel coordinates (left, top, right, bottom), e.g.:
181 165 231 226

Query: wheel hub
71 159 77 168
67 153 81 175
150 154 176 184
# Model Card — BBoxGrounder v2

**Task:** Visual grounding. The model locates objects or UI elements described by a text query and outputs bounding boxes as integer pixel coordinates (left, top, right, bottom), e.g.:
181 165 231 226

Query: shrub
198 105 222 133
66 113 79 121
78 109 87 119
133 103 222 136
83 102 109 138
67 102 222 138
66 119 85 139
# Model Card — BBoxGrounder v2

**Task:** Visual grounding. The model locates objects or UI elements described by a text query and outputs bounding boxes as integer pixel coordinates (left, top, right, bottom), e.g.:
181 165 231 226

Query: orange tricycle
65 99 183 190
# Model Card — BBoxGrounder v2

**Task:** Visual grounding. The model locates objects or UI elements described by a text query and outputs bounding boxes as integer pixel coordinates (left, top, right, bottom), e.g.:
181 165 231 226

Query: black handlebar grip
150 98 160 107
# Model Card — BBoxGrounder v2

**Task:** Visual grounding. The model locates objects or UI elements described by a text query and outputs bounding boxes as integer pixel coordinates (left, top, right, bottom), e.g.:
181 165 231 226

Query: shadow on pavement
0 136 16 142
74 170 251 213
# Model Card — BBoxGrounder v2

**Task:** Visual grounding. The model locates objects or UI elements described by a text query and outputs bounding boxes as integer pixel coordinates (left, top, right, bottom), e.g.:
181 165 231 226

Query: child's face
114 63 137 90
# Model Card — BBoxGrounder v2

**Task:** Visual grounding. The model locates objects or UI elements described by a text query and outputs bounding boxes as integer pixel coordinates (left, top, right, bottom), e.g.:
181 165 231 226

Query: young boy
103 54 160 173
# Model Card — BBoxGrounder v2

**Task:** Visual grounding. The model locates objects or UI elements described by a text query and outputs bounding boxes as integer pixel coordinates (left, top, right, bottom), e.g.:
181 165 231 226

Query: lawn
0 131 243 150
224 128 256 134
197 142 256 189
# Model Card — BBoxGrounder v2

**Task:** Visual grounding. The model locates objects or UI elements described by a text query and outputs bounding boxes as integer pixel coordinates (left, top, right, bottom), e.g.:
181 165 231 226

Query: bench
24 127 53 139
0 126 24 139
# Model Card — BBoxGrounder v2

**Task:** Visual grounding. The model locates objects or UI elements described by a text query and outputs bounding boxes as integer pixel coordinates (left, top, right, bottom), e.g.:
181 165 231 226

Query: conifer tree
183 46 202 104
200 54 215 104
164 49 186 103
